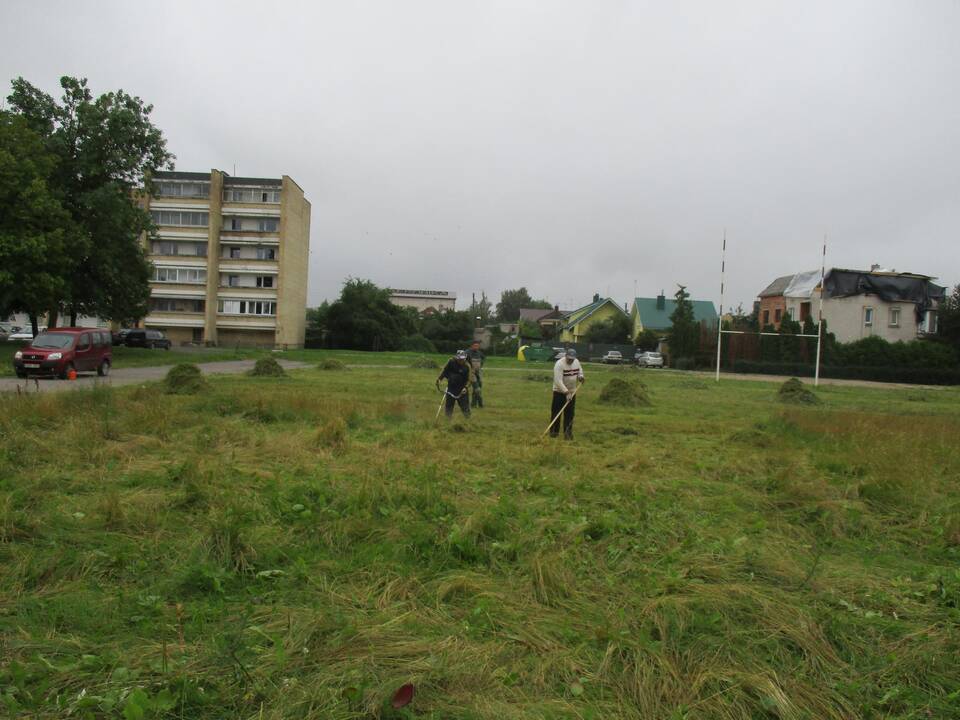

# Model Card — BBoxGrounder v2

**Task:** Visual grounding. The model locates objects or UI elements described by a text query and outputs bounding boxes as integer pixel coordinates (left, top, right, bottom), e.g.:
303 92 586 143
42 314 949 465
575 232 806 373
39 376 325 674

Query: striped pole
814 236 827 387
715 229 726 382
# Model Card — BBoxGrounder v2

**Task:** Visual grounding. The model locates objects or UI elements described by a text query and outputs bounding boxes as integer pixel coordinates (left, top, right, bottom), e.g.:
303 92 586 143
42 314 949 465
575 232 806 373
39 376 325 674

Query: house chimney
656 293 665 310
593 293 600 303
870 263 881 272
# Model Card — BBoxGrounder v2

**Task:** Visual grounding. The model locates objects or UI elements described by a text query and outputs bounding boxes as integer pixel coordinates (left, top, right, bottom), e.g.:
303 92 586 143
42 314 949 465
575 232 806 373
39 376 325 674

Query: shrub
400 334 437 353
163 364 207 395
731 360 960 386
410 356 439 370
598 378 652 407
673 357 695 371
318 358 347 370
248 357 286 377
778 377 820 405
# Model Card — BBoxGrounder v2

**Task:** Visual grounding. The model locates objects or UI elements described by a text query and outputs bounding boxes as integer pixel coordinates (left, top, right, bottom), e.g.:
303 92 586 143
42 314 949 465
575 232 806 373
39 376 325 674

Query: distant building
388 289 456 313
145 169 311 348
631 293 718 338
756 267 945 343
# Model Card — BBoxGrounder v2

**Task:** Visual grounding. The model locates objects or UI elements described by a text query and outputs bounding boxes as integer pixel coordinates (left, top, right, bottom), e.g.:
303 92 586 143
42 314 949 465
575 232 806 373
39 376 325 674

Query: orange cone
68 369 77 381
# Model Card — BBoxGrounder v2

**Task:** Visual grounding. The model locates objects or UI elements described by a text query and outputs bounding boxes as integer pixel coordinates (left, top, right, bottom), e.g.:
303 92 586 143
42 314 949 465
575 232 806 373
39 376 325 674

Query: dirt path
0 359 311 394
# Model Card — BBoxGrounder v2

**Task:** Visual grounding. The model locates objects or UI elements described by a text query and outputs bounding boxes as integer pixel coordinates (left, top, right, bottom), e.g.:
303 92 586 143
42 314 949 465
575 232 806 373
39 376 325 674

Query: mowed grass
1 362 959 719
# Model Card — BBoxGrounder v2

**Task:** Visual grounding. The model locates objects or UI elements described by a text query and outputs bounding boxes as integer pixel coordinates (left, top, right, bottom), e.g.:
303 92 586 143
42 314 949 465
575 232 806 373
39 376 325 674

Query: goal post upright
814 235 827 387
715 229 726 382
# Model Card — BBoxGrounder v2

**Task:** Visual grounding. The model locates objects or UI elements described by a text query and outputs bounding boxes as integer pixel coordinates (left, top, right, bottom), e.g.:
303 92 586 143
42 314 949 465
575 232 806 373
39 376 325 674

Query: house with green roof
631 293 718 340
559 294 628 343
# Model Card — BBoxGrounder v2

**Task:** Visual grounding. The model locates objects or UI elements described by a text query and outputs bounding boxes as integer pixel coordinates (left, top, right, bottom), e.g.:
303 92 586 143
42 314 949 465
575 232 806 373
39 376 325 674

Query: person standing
466 340 486 408
437 349 472 419
549 348 584 439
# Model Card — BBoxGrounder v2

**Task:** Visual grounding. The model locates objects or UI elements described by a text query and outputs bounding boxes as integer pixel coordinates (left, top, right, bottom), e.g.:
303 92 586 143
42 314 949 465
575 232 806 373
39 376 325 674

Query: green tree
778 315 802 363
0 112 74 334
325 278 417 351
495 287 551 321
668 285 699 359
421 309 474 351
7 76 173 324
938 284 960 355
634 328 661 351
468 292 493 325
584 313 632 343
305 301 330 348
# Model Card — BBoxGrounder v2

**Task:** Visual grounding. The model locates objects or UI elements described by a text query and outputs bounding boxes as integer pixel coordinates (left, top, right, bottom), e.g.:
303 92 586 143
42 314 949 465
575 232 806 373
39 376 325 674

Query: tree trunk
48 309 58 329
70 308 78 326
29 314 39 336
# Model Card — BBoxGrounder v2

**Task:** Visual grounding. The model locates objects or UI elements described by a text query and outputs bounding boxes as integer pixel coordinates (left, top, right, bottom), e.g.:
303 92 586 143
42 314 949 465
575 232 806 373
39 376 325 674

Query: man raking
547 348 584 439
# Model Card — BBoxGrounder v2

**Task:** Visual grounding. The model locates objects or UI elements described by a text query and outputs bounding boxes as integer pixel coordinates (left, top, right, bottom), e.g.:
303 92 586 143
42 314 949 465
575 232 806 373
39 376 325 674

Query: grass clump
410 356 439 370
598 377 651 406
318 358 347 370
316 417 349 454
248 357 287 377
778 377 820 405
163 363 207 395
524 372 552 382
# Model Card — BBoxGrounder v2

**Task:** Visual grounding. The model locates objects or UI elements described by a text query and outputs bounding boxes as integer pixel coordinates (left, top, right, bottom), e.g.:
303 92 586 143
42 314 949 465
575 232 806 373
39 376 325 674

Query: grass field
1 356 959 719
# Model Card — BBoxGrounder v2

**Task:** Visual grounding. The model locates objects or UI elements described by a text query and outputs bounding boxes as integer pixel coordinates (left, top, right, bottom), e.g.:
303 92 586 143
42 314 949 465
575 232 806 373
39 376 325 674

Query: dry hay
163 363 207 395
597 377 652 407
410 356 439 370
778 377 820 405
248 357 287 377
318 358 348 371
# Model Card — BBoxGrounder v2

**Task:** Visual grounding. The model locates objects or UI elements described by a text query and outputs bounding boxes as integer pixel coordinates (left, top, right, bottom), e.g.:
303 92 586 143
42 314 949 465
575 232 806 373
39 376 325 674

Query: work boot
564 430 573 440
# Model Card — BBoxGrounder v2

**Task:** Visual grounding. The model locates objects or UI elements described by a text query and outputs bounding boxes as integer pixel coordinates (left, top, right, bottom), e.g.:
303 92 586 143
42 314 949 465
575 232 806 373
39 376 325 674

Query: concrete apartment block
144 169 311 348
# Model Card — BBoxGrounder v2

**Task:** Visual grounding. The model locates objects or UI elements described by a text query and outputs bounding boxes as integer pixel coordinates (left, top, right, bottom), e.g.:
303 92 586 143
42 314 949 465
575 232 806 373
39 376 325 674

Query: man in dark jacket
437 349 472 419
466 340 485 408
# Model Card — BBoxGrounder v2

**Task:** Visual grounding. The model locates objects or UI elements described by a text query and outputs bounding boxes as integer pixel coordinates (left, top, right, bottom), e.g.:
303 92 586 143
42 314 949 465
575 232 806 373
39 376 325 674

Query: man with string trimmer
436 349 473 420
547 348 584 439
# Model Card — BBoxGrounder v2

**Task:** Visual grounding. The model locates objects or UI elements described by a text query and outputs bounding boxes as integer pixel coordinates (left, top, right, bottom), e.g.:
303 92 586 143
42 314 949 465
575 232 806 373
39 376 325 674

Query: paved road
0 359 311 394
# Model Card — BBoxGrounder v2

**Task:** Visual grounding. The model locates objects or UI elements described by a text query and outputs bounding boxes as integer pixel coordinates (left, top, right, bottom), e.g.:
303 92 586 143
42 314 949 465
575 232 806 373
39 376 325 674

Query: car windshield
31 332 75 349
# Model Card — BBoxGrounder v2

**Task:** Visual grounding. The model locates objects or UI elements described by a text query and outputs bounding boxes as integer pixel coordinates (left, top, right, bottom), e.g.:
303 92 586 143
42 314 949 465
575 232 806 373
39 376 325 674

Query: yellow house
559 296 628 343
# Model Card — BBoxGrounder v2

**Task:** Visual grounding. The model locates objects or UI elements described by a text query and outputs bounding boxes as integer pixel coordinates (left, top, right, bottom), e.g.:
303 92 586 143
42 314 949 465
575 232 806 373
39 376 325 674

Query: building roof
152 170 211 181
633 297 718 331
519 307 561 323
757 275 795 298
563 298 626 330
223 176 282 187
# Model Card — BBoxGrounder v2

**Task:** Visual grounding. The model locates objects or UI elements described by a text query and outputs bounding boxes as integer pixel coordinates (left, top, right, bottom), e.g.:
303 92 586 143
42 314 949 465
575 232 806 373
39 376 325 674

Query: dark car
13 328 112 379
124 329 172 350
112 328 132 346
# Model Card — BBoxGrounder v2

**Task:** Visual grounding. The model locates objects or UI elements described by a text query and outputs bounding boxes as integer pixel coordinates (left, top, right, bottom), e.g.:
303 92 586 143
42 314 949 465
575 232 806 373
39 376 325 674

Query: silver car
635 351 663 368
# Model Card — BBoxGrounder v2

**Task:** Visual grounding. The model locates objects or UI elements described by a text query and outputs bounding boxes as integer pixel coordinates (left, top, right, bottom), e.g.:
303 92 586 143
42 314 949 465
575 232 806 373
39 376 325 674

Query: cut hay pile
778 377 820 405
163 363 207 395
410 356 439 370
248 357 287 377
318 358 347 371
524 372 552 382
597 377 651 407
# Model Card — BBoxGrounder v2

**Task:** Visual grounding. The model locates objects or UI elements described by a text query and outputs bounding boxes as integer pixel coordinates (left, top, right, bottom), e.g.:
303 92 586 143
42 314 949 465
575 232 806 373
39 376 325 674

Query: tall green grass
1 365 959 718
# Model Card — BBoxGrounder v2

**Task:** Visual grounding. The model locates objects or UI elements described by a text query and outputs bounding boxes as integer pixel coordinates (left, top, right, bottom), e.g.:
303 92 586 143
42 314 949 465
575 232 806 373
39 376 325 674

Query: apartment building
144 169 311 347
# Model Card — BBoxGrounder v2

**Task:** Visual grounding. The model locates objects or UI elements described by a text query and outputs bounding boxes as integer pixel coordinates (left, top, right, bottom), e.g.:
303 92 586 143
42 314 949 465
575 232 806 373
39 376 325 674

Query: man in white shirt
549 348 584 439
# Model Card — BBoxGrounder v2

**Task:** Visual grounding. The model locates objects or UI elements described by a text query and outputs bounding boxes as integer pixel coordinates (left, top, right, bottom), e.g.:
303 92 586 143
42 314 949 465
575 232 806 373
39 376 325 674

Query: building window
151 241 207 257
762 309 770 326
257 218 279 232
863 307 874 326
218 299 277 316
149 298 205 313
228 275 240 287
223 187 281 203
154 181 209 199
192 328 203 343
889 307 900 327
153 267 207 284
150 210 208 227
256 247 276 260
256 276 274 288
774 308 782 323
229 247 241 259
922 310 938 334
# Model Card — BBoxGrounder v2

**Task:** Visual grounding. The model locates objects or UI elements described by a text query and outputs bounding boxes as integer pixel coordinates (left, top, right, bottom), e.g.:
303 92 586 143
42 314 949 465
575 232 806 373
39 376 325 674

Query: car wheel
59 362 75 380
164 344 170 351
98 359 111 377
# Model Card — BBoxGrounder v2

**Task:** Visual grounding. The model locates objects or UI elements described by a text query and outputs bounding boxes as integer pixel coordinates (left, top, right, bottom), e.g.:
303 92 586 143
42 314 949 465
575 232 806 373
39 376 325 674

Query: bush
777 377 820 405
410 356 439 370
318 358 347 371
731 360 960 386
598 378 652 407
163 363 207 395
673 357 695 371
247 357 286 377
399 334 437 353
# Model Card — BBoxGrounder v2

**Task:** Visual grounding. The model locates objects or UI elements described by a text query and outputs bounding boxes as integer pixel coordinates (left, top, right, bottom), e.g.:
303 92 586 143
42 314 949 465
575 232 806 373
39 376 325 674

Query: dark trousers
549 390 576 438
445 389 470 418
471 373 483 408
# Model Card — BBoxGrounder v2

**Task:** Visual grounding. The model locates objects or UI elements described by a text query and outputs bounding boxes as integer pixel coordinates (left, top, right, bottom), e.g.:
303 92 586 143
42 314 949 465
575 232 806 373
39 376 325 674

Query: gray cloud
3 0 958 311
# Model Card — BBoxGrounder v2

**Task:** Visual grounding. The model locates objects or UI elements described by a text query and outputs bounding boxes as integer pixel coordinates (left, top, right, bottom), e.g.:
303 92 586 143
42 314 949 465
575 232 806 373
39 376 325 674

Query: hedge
730 360 960 385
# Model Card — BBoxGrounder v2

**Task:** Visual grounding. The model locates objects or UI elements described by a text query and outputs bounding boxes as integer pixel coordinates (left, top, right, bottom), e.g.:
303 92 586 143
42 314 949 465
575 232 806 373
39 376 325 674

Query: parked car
12 328 112 379
635 351 664 368
112 328 134 346
602 350 623 364
124 329 172 350
8 327 43 342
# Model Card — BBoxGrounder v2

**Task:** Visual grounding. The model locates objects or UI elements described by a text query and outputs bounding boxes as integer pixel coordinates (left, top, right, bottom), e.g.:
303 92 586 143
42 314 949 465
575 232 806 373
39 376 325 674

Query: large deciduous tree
938 284 960 355
325 278 418 351
6 76 173 325
0 112 73 334
495 287 551 321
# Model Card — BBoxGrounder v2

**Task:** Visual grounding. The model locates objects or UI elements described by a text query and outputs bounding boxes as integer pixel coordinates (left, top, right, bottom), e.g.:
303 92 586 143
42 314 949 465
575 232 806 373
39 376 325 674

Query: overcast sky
2 1 958 312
